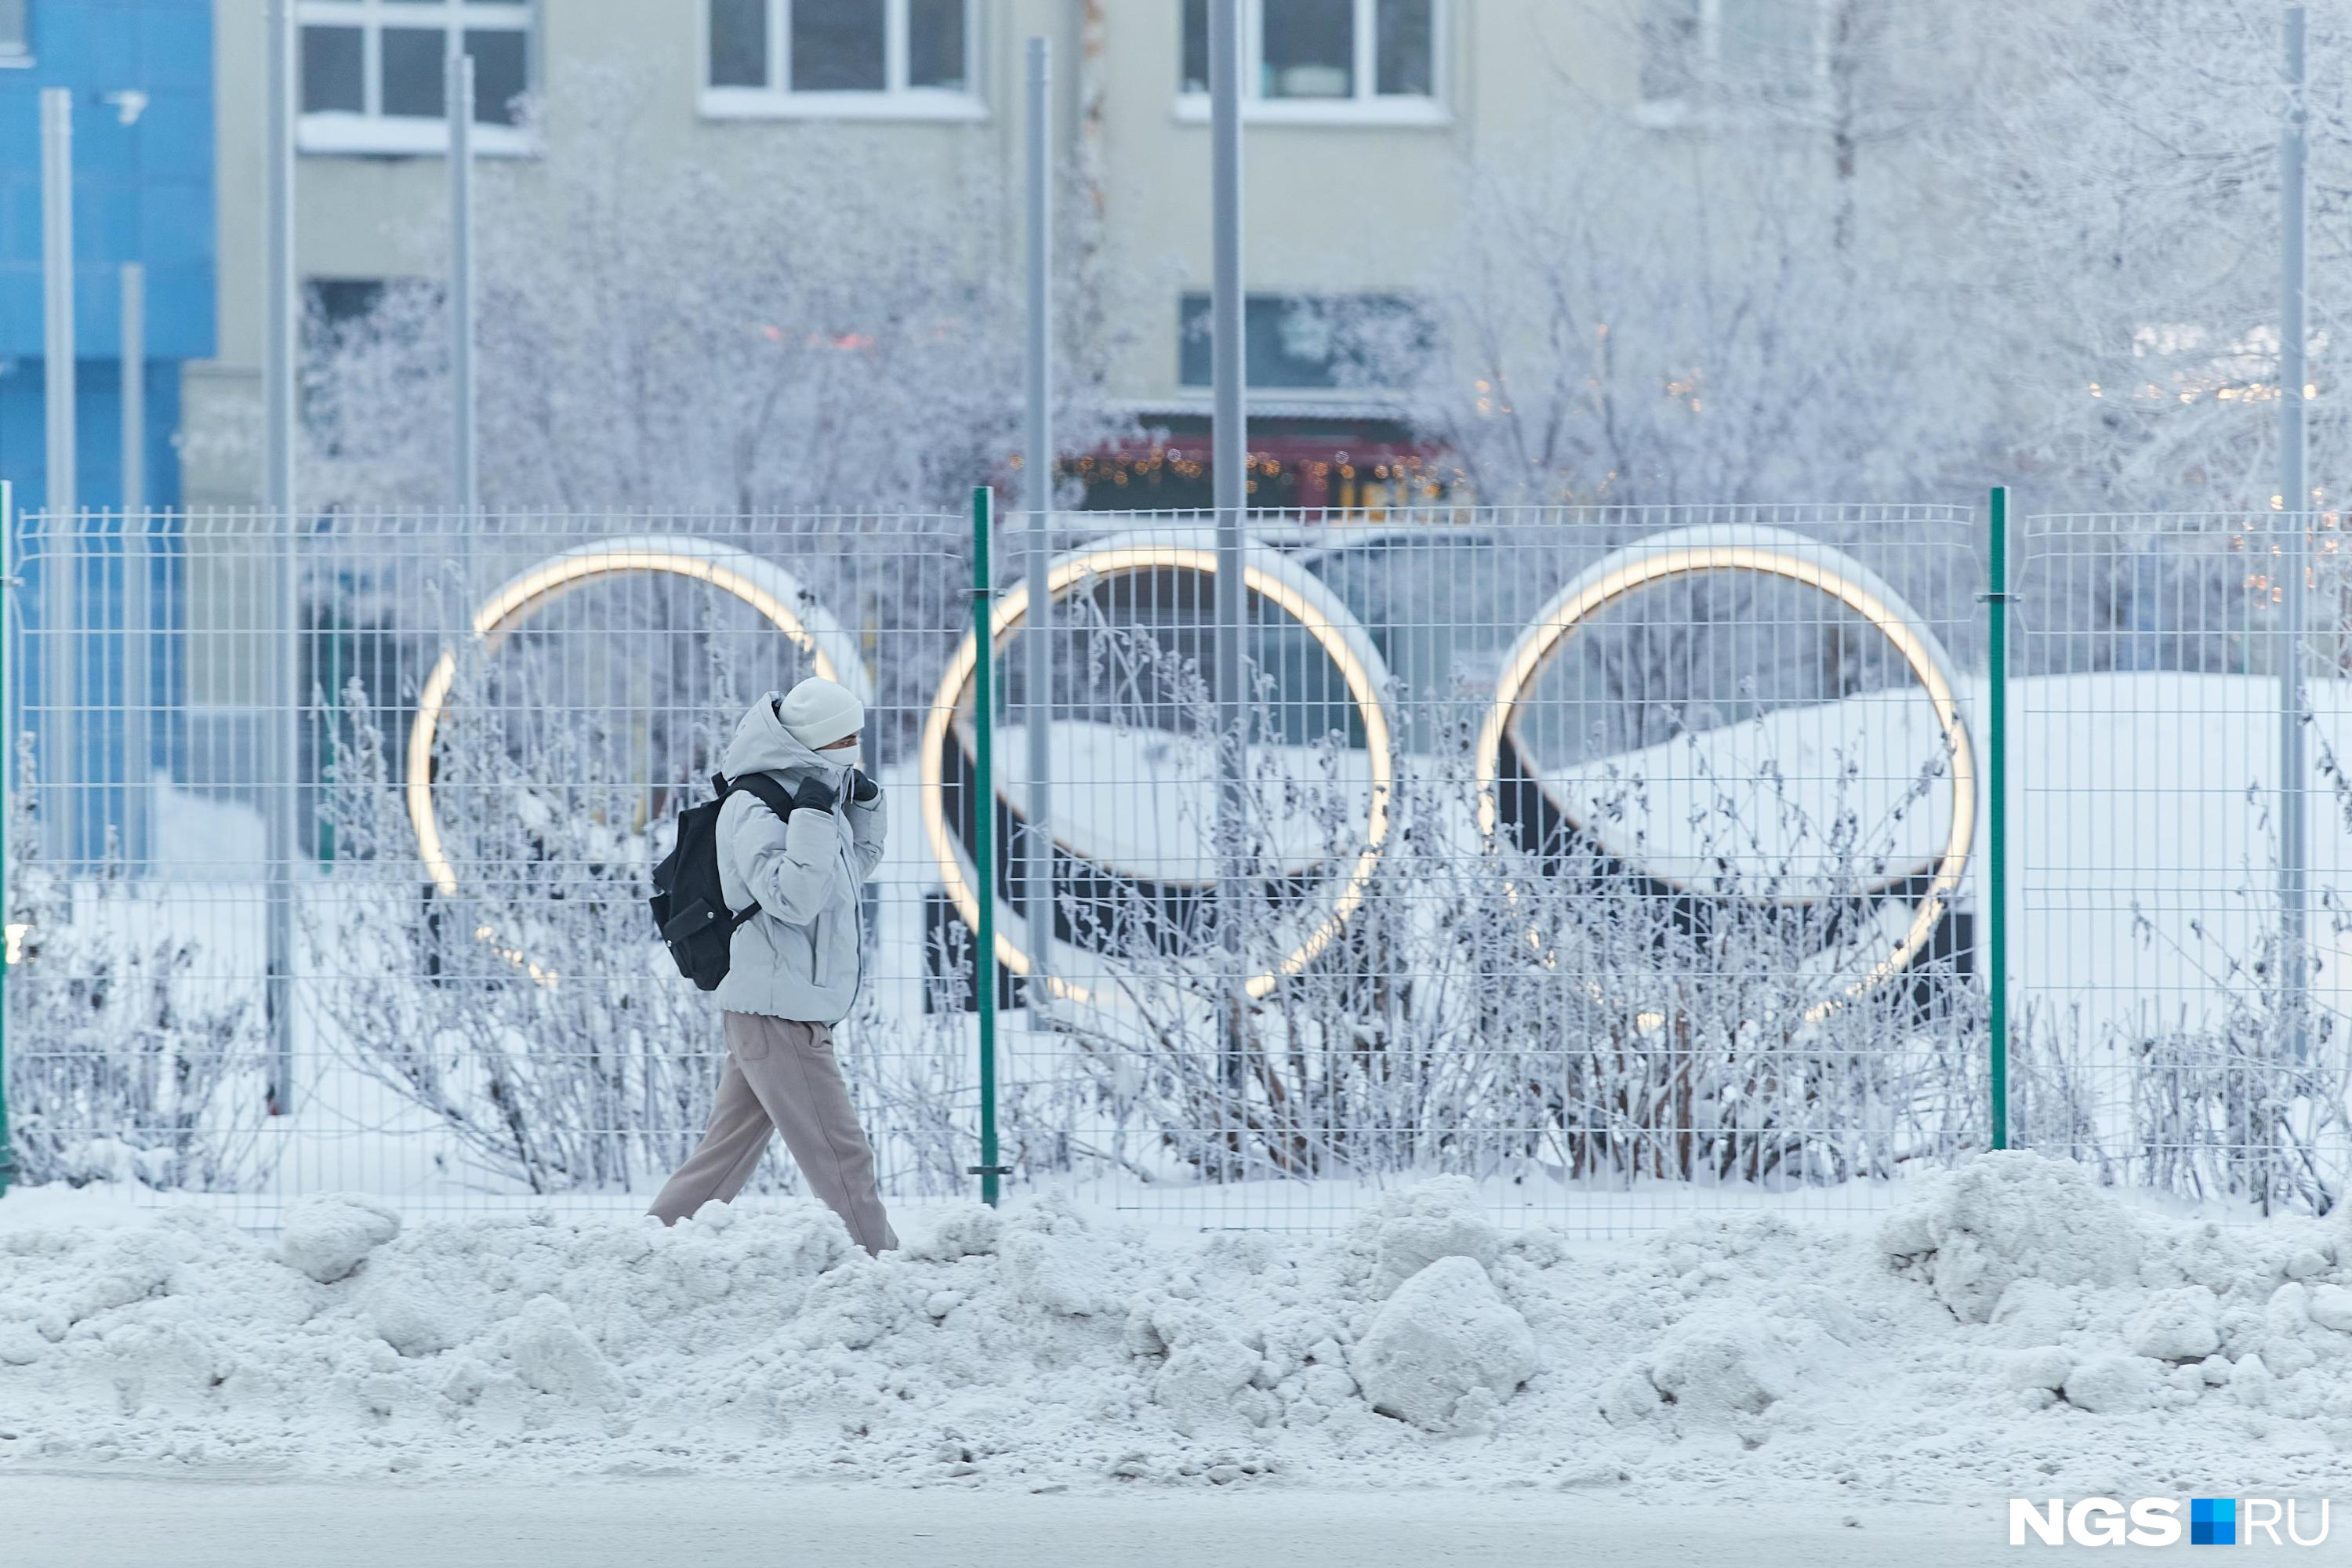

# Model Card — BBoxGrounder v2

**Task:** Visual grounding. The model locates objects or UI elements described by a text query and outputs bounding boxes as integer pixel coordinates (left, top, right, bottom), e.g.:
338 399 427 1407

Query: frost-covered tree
1347 0 2003 506
1368 0 2352 514
302 69 1127 520
1947 0 2352 511
1361 122 1997 504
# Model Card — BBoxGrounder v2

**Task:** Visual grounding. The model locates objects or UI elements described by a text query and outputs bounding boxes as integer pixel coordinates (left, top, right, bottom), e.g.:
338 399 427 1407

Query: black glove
848 768 880 805
789 775 839 814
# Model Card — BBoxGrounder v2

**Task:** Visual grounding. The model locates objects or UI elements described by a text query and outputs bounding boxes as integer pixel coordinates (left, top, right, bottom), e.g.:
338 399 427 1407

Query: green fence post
968 485 1006 1207
1987 485 2010 1152
0 479 13 1197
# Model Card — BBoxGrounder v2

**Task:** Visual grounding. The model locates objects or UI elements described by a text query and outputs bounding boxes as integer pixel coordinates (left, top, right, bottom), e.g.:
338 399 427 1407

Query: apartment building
0 0 213 515
0 1 1860 855
187 0 1726 514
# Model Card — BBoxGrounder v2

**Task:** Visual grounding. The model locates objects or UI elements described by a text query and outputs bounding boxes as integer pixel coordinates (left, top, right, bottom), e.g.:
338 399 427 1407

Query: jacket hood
720 692 840 786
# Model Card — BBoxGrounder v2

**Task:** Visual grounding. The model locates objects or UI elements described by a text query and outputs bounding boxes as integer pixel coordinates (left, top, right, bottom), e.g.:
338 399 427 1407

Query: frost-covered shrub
1032 612 1984 1192
2001 778 2352 1218
309 636 981 1200
2 753 265 1190
310 671 733 1196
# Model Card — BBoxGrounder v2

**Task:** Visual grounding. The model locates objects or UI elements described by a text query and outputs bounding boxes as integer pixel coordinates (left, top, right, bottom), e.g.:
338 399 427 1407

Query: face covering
810 750 856 797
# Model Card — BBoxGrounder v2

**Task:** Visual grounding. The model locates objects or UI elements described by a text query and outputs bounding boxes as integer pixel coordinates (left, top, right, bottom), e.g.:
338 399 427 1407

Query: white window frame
1634 0 1829 131
1177 0 1449 128
296 0 537 158
699 0 986 122
0 0 31 68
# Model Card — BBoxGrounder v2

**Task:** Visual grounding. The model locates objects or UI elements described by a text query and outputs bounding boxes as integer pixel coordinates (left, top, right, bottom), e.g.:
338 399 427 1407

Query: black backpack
649 772 798 991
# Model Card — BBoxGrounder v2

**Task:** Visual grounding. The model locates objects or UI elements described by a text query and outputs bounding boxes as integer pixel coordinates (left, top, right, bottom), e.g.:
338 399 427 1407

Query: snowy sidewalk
5 1154 2350 1529
2 1477 2167 1567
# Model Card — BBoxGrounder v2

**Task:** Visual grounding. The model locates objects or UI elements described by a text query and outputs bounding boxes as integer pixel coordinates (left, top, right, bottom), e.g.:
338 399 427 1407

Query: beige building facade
188 0 1688 512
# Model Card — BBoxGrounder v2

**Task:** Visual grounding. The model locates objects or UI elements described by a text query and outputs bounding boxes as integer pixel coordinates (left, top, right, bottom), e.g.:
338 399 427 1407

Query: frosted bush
2 752 265 1192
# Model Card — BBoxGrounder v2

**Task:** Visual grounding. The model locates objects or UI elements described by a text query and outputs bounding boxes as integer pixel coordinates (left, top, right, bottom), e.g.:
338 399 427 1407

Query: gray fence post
1023 35 1055 1019
449 42 477 521
122 263 150 865
264 0 299 1115
2279 4 2310 1063
1210 0 1250 1136
1987 487 2011 1152
41 88 75 866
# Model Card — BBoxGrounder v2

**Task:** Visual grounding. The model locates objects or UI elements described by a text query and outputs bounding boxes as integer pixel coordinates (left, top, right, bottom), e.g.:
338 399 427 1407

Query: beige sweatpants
647 1012 898 1254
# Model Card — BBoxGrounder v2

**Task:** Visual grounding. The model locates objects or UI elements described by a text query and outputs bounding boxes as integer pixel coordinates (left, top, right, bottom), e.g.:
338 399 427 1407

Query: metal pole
265 0 299 1115
448 44 477 521
2280 3 2310 1063
121 263 149 865
121 265 146 517
0 480 13 1196
1023 37 1055 1021
1210 0 1248 1122
970 486 1006 1207
40 89 76 867
40 91 74 522
1987 485 2010 1152
4 477 14 816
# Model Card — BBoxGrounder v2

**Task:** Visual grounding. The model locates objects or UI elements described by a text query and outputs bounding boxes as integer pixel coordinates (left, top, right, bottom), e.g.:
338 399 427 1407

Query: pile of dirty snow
2 1155 2349 1497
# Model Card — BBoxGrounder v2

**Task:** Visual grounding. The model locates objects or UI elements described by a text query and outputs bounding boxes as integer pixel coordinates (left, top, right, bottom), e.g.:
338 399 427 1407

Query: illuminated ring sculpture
407 535 869 900
922 531 1396 1003
1471 523 1976 1004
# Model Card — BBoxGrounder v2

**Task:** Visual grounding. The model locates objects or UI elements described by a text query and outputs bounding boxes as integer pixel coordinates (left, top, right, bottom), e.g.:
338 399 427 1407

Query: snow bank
1877 1151 2143 1323
4 1158 2350 1499
280 1196 403 1284
1353 1255 1538 1432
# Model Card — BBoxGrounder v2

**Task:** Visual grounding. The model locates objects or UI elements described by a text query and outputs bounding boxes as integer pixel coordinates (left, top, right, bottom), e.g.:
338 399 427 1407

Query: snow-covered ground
4 1153 2347 1531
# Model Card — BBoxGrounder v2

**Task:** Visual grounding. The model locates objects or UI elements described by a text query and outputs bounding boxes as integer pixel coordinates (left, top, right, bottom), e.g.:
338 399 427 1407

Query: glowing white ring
407 535 869 901
1471 524 1976 1007
922 532 1396 1004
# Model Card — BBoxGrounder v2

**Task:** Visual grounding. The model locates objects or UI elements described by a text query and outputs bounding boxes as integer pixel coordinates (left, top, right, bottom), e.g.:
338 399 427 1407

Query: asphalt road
1 1474 2197 1567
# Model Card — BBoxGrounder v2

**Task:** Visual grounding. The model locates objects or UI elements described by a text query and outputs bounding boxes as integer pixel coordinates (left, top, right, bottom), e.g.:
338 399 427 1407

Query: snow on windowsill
298 114 539 159
1142 389 1406 421
698 88 989 124
1173 93 1452 129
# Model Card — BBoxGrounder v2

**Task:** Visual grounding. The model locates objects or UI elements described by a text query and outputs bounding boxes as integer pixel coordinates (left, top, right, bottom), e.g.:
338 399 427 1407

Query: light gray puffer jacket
710 695 884 1023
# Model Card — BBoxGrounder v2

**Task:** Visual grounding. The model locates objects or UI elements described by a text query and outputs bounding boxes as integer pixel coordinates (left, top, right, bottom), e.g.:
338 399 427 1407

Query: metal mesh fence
2010 510 2351 1214
0 500 2037 1232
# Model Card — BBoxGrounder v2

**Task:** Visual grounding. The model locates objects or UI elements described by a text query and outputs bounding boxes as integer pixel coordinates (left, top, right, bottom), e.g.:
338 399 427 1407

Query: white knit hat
775 677 864 752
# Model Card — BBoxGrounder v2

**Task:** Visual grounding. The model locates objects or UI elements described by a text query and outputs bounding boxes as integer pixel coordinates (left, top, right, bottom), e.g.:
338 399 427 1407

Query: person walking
648 676 897 1254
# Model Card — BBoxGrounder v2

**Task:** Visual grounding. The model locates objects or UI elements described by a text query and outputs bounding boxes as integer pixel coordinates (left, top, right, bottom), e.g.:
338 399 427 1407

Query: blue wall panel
0 0 217 511
0 1 215 863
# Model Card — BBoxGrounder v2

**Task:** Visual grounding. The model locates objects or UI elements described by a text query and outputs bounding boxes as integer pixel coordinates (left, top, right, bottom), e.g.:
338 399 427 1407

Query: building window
0 0 28 64
303 278 390 339
702 0 984 121
1180 0 1441 122
1178 293 1421 391
1638 0 1824 126
297 0 534 156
